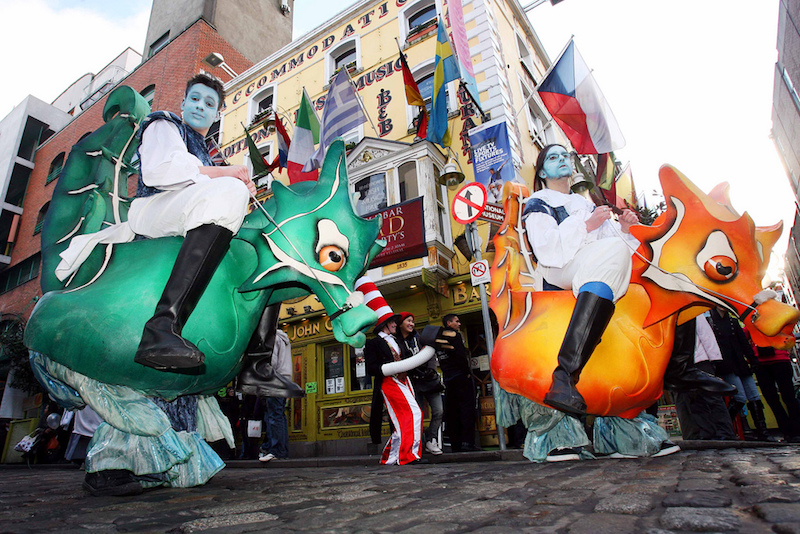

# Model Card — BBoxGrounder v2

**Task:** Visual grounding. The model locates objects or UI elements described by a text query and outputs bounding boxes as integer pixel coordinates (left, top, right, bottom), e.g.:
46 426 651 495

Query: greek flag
304 69 367 171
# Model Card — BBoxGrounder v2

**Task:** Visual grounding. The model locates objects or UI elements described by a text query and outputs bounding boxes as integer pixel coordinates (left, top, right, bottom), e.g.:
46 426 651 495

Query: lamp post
202 53 238 79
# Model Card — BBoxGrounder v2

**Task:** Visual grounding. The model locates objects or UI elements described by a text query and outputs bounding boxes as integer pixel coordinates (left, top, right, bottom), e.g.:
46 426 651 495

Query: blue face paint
180 84 220 134
541 146 573 180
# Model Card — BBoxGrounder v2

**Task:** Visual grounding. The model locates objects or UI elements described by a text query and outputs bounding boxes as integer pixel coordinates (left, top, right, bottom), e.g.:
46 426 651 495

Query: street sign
477 202 505 225
451 182 487 225
470 259 491 286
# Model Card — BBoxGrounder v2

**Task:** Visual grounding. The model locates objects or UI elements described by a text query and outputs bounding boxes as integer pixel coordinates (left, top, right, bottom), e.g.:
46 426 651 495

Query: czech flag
538 40 625 155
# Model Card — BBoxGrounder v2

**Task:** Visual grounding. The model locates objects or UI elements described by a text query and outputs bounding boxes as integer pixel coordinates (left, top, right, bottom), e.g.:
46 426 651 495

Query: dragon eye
703 255 737 281
319 245 346 271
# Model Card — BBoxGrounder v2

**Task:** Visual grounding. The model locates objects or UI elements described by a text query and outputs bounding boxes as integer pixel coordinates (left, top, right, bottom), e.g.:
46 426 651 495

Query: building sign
364 197 426 268
469 119 515 205
477 202 505 225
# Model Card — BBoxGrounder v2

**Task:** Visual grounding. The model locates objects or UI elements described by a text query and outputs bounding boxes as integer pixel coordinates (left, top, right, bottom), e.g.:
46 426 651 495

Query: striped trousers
380 376 423 465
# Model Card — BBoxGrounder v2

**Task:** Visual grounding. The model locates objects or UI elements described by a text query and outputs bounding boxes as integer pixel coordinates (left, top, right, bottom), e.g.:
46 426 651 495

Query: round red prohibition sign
451 182 487 225
471 261 487 278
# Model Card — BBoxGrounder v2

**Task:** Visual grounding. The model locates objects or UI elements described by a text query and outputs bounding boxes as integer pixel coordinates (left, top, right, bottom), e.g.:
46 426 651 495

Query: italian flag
287 88 320 184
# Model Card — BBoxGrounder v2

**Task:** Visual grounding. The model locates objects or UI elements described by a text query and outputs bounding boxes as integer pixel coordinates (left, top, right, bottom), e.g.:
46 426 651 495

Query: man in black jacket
439 314 480 452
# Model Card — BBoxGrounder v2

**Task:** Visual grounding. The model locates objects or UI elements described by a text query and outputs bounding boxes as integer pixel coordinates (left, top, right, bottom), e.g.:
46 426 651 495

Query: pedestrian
706 306 769 439
439 313 480 452
396 312 444 456
673 315 738 440
748 331 800 442
259 329 293 462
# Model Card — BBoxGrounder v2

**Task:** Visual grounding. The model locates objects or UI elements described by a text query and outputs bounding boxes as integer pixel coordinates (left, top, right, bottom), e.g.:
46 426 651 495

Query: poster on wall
468 118 515 204
363 197 426 268
353 173 388 217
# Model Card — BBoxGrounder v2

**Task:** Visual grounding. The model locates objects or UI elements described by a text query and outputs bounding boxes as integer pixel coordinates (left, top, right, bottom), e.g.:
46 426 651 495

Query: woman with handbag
396 312 444 456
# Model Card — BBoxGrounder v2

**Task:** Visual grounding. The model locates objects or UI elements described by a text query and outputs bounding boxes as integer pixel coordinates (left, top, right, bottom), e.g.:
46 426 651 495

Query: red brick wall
0 20 252 320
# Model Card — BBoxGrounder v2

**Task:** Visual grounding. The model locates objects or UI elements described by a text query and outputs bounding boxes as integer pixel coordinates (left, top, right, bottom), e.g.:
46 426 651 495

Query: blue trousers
260 397 289 458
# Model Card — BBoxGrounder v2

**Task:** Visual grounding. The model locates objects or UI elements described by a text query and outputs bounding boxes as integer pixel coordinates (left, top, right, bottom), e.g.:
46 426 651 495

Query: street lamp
202 53 238 79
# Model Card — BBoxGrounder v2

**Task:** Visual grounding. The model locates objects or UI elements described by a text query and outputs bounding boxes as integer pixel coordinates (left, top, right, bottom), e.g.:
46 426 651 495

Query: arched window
46 153 65 184
77 131 92 143
326 37 361 81
34 202 49 235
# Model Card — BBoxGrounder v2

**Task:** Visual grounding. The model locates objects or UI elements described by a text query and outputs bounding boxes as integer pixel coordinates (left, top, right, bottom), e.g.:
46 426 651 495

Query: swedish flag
426 16 460 147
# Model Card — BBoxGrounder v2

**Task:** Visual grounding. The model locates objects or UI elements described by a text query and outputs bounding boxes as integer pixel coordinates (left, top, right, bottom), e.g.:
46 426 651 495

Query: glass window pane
350 347 371 391
398 161 418 201
409 5 436 29
335 47 357 70
323 344 346 395
353 173 387 216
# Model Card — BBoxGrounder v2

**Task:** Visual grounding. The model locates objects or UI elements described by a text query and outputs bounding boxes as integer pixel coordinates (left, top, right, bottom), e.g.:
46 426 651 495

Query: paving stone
532 489 595 506
177 512 279 533
731 474 793 486
659 507 741 531
754 503 800 523
740 485 800 505
774 523 800 534
676 478 725 492
594 494 652 514
662 490 732 508
567 513 639 534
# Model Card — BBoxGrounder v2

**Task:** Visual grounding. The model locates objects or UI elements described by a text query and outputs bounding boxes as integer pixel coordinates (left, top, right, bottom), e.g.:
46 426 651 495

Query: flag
272 116 290 170
207 140 226 166
602 163 636 210
448 0 480 105
426 16 460 147
287 88 320 184
538 39 625 155
243 123 271 178
596 152 616 190
305 69 367 171
397 44 428 138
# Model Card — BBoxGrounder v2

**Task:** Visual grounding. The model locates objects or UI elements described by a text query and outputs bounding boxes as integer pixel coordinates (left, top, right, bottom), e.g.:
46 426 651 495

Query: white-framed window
399 0 438 45
326 37 361 82
519 76 553 149
248 85 277 127
433 165 449 244
398 161 419 202
406 59 457 130
515 32 537 82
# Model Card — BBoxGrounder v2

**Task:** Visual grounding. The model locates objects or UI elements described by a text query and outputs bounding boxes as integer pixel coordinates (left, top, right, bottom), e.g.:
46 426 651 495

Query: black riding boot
134 224 233 370
663 321 737 394
728 399 745 424
237 303 304 398
748 400 772 441
543 291 615 416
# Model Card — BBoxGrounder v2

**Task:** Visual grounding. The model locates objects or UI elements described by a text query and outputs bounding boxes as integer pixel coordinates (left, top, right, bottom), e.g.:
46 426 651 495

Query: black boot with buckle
237 303 304 398
543 291 615 417
134 224 233 370
663 320 737 394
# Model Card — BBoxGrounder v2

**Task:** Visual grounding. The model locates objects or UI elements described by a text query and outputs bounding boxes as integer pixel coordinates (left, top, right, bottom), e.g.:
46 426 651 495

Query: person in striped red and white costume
359 276 442 465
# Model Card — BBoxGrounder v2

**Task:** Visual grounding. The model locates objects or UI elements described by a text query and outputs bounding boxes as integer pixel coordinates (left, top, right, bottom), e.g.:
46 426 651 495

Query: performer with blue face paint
523 144 640 416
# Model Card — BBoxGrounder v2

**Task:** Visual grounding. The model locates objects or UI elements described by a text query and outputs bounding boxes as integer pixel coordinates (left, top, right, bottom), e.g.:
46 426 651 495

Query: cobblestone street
2 446 800 532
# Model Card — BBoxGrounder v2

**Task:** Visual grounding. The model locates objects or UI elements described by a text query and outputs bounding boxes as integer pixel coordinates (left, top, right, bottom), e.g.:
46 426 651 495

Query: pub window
398 161 419 202
401 0 438 44
326 37 361 81
353 172 388 217
46 153 64 184
321 343 372 397
249 86 276 127
434 165 450 242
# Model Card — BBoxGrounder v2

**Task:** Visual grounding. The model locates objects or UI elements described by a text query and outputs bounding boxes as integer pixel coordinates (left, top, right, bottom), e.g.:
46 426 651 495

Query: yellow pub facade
217 0 570 455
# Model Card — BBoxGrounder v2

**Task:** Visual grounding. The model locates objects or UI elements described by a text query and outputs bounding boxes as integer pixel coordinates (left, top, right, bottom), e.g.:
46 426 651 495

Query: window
0 253 40 294
46 153 65 184
140 85 156 109
77 131 92 143
326 37 361 81
516 33 536 82
34 202 49 235
401 0 438 45
205 120 221 148
398 161 419 201
520 77 553 149
0 318 23 361
248 86 276 127
253 143 273 188
353 173 388 216
407 60 456 130
434 166 449 241
148 31 169 58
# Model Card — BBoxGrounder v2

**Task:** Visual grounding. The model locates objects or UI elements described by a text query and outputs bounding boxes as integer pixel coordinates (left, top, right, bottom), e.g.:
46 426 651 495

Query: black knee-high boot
237 303 304 398
543 291 615 416
134 224 233 370
663 321 736 394
748 400 771 441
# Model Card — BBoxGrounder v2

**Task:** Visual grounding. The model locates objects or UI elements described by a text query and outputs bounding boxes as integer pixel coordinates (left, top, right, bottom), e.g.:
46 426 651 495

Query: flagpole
343 68 381 139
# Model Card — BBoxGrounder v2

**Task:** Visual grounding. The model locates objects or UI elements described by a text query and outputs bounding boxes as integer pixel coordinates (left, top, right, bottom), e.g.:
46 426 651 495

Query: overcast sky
2 0 793 278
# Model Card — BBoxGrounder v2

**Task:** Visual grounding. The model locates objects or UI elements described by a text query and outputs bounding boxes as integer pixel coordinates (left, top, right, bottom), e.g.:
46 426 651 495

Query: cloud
0 0 150 116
